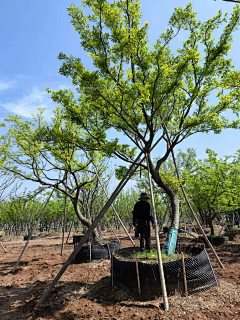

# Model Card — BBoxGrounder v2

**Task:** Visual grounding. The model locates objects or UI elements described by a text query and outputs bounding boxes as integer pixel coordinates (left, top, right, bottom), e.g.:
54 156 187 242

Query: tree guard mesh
112 246 218 295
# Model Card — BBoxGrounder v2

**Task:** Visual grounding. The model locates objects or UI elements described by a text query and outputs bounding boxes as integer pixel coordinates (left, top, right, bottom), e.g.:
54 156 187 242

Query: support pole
136 259 141 296
111 252 114 287
181 252 188 296
12 187 55 273
163 124 224 269
0 241 6 253
95 171 136 247
146 154 169 311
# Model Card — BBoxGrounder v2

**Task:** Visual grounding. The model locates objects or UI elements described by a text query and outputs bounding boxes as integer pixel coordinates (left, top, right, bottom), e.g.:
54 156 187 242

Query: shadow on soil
0 276 163 320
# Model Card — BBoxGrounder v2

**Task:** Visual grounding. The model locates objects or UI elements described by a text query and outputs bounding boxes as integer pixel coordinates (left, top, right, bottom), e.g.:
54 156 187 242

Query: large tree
48 1 240 253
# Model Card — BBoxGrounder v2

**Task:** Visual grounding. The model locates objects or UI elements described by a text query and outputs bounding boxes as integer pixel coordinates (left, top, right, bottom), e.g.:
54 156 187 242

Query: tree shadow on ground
0 280 87 320
0 276 164 320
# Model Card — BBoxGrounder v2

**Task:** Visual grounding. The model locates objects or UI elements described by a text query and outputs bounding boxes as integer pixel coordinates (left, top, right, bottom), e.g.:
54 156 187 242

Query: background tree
186 149 240 234
0 110 107 243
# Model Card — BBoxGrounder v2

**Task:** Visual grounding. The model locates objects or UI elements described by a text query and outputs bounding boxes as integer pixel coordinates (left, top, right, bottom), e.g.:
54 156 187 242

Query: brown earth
0 231 239 320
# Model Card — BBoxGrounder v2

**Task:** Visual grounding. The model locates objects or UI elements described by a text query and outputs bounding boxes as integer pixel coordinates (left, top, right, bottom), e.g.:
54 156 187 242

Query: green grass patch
132 249 182 263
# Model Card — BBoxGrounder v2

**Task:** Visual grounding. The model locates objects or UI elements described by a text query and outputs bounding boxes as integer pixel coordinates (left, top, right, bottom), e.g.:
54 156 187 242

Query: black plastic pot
198 235 225 246
163 227 169 233
73 241 121 264
24 235 38 240
73 235 92 245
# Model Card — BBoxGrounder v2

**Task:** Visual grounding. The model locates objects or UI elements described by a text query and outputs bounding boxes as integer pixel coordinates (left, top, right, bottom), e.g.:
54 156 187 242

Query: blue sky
0 0 240 192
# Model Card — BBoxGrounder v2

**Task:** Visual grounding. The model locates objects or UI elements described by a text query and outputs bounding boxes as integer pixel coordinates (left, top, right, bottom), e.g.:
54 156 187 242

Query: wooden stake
181 252 188 296
0 241 6 253
136 259 141 296
146 154 169 311
111 252 114 287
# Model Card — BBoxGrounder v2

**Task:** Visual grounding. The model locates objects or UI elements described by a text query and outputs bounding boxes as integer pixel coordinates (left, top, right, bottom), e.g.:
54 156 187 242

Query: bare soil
0 231 239 320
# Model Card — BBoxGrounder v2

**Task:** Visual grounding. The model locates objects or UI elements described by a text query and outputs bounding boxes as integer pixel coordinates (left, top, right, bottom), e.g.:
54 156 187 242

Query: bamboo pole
136 259 141 296
181 252 188 296
146 154 169 311
111 252 114 287
163 124 224 269
0 241 6 253
12 187 56 273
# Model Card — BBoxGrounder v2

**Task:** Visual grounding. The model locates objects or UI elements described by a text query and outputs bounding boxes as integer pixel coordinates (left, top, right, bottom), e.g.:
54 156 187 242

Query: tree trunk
149 164 180 255
73 199 102 244
207 217 214 235
169 192 180 230
150 167 180 231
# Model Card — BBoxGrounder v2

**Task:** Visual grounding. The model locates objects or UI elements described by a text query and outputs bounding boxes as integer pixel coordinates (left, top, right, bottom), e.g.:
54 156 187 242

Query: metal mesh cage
112 246 218 295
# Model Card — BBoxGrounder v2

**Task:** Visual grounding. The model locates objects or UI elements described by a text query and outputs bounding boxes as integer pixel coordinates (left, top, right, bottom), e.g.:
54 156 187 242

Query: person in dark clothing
133 192 154 252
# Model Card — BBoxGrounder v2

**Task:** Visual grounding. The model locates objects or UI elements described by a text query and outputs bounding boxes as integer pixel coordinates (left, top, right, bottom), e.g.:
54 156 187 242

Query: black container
73 241 122 264
198 235 225 246
24 235 38 240
73 235 92 246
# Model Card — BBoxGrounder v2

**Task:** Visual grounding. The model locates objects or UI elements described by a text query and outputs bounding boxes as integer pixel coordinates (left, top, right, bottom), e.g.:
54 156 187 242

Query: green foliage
186 149 240 218
49 1 240 163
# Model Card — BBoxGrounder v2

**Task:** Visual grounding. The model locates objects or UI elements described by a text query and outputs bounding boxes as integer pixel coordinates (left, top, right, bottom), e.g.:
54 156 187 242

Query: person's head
138 192 150 201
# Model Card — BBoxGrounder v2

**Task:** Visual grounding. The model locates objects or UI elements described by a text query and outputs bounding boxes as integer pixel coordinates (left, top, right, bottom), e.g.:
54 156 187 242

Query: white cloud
1 88 56 119
0 80 16 92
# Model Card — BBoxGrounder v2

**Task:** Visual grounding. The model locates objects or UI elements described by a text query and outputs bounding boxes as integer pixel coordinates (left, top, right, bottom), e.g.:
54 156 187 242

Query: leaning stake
136 258 141 296
181 252 188 296
0 241 6 253
146 154 169 311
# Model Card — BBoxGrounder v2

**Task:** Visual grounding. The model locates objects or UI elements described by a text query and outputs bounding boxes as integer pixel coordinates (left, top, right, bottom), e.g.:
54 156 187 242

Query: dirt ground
0 231 239 320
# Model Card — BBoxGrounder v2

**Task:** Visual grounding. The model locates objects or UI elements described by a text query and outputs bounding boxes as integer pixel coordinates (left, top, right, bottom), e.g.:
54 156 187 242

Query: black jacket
133 200 154 226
